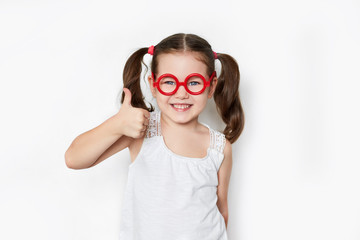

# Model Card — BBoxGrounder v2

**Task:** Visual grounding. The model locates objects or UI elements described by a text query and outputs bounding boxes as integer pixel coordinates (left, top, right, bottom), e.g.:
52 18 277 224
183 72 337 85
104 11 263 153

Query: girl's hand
117 88 150 139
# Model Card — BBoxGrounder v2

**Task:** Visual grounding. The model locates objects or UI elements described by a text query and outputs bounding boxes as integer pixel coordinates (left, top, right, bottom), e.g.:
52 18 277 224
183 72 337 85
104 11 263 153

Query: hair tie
148 45 155 55
213 51 218 59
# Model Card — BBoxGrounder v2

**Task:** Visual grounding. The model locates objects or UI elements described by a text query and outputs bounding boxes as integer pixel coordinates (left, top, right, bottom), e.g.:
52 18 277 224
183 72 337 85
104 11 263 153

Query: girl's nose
175 85 189 98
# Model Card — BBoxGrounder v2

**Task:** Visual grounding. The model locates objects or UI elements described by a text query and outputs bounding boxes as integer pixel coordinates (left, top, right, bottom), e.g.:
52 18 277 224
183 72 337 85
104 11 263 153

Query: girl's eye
188 81 200 86
165 81 175 85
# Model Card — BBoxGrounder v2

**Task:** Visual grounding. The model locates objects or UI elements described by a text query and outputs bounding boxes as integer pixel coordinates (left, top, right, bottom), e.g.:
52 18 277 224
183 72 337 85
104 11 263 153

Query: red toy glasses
151 71 216 96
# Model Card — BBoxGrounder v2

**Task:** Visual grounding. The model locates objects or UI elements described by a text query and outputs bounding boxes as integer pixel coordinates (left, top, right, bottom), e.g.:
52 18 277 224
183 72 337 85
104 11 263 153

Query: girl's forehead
157 52 207 74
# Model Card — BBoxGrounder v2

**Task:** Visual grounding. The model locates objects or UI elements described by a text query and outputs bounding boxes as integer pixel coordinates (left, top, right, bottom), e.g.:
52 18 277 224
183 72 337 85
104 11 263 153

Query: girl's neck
160 112 202 135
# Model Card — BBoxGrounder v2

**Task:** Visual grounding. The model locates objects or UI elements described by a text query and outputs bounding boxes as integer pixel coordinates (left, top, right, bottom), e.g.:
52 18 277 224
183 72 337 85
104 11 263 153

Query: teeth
173 104 191 109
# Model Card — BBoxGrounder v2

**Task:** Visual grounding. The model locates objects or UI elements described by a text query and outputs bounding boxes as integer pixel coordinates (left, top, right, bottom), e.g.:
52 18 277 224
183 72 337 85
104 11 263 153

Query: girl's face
148 51 218 124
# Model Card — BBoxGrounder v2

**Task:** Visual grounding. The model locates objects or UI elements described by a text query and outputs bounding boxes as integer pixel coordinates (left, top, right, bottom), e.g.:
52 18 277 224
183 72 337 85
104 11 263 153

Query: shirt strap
201 123 226 154
145 111 161 138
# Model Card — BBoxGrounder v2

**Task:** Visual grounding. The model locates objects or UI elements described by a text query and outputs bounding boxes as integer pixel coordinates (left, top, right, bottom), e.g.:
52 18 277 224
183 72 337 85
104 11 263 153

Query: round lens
159 76 177 94
187 76 204 94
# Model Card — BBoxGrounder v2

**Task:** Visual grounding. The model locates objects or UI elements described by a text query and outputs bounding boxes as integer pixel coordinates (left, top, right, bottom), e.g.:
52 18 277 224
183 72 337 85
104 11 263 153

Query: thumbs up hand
116 88 151 139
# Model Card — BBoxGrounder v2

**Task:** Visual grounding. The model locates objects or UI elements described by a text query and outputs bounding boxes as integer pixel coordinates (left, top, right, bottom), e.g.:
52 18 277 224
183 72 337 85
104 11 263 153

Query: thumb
122 88 132 107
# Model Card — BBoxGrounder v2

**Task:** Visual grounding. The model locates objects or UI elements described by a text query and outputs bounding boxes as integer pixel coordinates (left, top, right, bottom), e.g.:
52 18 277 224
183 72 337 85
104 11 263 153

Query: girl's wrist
106 113 125 137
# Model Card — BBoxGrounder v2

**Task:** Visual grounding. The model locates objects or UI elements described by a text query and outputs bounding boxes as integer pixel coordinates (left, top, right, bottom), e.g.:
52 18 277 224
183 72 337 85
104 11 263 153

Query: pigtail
120 47 155 112
214 53 244 144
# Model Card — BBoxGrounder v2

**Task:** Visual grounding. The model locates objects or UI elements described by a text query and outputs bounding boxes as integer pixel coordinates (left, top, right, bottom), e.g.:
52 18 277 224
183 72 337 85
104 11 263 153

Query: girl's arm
64 113 131 170
216 138 233 229
64 88 150 170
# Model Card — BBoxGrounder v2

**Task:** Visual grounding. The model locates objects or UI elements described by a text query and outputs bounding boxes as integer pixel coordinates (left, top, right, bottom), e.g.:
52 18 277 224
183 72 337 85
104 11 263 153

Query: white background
1 0 359 239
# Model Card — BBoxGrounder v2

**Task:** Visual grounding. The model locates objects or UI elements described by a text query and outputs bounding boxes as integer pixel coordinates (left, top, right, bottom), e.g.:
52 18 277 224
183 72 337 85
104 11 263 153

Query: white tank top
119 110 228 240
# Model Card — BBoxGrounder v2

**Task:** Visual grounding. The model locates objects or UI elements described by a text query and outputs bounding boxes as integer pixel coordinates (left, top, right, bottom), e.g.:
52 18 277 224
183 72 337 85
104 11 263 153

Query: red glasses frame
151 71 217 96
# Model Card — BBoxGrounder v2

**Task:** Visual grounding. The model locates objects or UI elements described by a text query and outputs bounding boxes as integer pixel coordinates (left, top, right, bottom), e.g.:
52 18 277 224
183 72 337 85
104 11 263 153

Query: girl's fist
117 88 150 138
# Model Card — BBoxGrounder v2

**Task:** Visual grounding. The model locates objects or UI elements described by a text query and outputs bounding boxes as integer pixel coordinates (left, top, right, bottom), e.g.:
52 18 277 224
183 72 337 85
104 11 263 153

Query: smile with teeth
171 104 192 109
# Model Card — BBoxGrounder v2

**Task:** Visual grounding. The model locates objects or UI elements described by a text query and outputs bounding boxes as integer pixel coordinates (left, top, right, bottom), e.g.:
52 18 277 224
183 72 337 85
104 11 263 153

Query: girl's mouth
171 104 192 111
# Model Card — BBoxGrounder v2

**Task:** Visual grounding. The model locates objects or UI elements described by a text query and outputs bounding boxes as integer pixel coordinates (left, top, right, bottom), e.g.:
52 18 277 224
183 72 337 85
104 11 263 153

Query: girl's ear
148 75 156 98
208 76 218 99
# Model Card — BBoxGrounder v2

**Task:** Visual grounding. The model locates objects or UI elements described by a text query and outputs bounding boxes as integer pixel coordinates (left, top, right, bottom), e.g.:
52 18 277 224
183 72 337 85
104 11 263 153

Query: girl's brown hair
118 33 244 143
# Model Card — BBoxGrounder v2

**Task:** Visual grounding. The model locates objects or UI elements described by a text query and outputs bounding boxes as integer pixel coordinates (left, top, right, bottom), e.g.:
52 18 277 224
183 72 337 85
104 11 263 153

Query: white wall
0 0 359 239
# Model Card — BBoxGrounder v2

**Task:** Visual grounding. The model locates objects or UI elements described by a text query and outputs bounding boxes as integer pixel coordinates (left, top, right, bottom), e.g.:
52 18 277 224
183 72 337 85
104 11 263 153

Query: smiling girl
65 33 244 240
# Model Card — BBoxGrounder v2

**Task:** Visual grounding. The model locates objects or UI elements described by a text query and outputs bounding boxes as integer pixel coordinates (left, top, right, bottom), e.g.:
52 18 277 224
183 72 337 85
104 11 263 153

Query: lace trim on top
145 111 161 138
145 111 226 154
209 126 226 153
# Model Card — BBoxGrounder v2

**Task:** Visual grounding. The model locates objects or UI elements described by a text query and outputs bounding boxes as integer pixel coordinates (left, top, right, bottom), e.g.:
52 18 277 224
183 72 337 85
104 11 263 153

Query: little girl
65 33 244 240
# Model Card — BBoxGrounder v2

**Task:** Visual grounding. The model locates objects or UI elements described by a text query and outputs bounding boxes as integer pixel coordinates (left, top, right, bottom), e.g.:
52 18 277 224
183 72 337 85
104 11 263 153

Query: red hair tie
148 45 155 55
213 51 218 59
